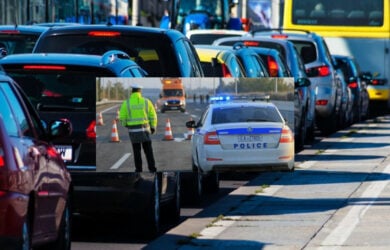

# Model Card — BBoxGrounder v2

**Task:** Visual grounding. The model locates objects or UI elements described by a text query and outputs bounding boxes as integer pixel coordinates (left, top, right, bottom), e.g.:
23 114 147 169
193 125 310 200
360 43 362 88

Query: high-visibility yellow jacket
119 92 157 130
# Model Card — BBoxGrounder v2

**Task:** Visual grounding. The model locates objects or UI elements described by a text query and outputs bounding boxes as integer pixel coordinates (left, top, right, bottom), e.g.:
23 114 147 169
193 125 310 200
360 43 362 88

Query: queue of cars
0 22 377 247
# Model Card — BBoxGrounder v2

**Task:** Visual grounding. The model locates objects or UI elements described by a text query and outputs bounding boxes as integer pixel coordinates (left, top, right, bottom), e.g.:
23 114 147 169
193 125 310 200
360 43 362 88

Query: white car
187 97 295 174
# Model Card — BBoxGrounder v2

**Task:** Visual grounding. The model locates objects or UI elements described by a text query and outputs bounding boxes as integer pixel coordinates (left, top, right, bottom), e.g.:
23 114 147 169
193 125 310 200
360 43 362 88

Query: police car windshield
211 106 283 124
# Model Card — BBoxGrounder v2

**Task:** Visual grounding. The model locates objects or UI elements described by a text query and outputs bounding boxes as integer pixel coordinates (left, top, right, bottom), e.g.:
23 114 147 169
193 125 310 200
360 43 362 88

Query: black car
33 24 204 77
333 55 370 122
0 74 72 249
0 50 145 172
0 25 48 58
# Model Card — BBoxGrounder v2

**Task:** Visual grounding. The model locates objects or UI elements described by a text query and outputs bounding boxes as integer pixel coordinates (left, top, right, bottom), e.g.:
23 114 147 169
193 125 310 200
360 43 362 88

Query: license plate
237 135 263 142
55 145 72 161
170 106 179 109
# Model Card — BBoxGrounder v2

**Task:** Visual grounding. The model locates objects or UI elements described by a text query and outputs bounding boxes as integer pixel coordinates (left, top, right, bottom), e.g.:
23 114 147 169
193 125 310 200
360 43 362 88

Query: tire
143 174 160 237
164 173 181 223
43 196 72 250
204 171 219 193
192 164 203 205
20 217 31 250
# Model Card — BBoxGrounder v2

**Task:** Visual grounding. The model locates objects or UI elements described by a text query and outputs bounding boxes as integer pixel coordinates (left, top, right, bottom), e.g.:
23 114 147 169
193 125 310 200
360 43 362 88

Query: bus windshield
291 0 384 26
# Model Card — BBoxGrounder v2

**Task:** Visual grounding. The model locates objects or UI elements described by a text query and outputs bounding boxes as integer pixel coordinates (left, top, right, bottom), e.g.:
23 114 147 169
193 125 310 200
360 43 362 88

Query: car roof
210 100 277 109
195 45 236 61
38 24 184 39
0 25 49 34
0 51 140 72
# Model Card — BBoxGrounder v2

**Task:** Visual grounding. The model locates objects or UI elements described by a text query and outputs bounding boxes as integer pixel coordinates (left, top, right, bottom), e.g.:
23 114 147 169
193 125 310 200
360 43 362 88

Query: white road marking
110 153 131 170
320 164 390 248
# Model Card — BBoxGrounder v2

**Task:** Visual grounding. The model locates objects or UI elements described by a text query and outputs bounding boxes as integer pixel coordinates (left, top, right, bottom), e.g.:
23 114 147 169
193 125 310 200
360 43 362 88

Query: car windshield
0 34 40 54
10 72 95 112
211 106 283 124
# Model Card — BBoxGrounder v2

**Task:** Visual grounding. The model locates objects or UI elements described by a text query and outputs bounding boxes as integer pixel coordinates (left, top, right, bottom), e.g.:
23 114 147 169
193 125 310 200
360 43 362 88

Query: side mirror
48 118 72 138
295 77 311 88
186 120 196 128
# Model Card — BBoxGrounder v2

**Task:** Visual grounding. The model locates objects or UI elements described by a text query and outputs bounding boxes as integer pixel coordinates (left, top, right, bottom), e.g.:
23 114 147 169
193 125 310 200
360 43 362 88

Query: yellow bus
283 0 390 105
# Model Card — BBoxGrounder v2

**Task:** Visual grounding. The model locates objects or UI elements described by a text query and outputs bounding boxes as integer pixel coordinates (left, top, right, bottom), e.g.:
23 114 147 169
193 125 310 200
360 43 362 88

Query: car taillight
243 41 260 47
348 82 358 88
86 120 96 140
204 131 220 145
316 100 328 105
307 65 330 77
271 34 288 39
0 153 4 167
0 30 20 34
23 65 66 70
88 31 121 37
279 126 293 143
47 146 59 158
221 63 232 78
267 56 279 77
370 79 387 85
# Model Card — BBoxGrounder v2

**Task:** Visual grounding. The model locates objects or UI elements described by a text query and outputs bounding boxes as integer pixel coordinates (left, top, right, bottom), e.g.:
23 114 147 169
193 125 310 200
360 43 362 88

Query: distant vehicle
283 0 390 108
333 55 370 122
213 35 315 146
0 51 180 237
162 0 240 34
0 25 48 58
157 78 186 113
195 45 246 77
186 95 294 202
0 74 72 249
186 29 249 45
33 24 204 77
251 29 342 134
229 43 269 78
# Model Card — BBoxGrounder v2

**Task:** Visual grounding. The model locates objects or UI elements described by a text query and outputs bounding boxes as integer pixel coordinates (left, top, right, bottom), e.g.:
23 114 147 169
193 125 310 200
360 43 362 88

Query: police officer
119 84 157 172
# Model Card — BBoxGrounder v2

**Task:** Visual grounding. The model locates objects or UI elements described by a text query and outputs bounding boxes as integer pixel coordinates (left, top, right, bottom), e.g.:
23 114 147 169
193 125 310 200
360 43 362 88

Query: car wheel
204 171 219 193
164 172 181 223
192 163 203 205
20 217 31 250
49 197 72 250
144 173 160 237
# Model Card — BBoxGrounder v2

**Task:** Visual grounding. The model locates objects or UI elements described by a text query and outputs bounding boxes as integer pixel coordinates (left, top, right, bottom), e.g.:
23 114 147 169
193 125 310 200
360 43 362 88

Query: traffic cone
186 118 195 140
110 119 120 142
163 118 174 141
96 112 104 126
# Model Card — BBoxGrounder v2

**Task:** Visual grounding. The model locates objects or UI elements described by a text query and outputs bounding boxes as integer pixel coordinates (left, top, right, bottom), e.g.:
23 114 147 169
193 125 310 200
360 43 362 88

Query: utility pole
132 0 140 26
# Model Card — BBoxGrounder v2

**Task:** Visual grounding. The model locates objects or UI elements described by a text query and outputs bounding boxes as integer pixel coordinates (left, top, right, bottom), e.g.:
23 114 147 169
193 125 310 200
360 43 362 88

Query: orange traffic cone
186 118 195 140
96 112 104 126
163 118 174 141
110 119 120 142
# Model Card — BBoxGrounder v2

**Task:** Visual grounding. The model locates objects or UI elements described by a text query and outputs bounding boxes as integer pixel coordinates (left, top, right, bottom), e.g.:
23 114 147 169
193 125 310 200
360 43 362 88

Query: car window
0 82 33 137
290 40 317 64
182 39 204 77
0 34 40 54
211 106 283 124
0 83 20 137
34 35 181 77
11 72 95 112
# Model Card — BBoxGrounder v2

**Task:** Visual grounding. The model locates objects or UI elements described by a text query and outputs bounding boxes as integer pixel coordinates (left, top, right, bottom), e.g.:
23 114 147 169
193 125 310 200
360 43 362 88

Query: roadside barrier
97 112 104 126
110 119 120 142
163 118 174 141
186 118 195 140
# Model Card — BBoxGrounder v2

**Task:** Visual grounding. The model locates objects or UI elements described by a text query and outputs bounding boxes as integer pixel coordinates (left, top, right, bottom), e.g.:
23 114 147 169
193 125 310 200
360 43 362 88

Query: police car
186 95 295 175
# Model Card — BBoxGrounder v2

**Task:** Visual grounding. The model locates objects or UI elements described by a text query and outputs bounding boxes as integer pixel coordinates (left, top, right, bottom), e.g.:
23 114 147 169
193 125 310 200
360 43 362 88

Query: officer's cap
131 84 143 89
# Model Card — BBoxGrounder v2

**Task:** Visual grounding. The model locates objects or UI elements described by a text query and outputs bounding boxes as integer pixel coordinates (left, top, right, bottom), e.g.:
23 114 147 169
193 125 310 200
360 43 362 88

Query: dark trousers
132 141 156 172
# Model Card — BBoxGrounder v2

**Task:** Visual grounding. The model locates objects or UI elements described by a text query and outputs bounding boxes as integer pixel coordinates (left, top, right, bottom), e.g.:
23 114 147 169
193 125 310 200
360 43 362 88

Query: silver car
252 30 342 134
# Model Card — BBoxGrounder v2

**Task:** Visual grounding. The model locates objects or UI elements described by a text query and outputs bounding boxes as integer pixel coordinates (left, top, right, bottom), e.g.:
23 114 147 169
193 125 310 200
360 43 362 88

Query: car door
0 80 60 238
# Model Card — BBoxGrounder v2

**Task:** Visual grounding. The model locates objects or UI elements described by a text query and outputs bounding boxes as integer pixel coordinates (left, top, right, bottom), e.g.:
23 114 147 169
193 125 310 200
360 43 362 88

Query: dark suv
33 24 204 77
0 50 145 172
0 74 72 249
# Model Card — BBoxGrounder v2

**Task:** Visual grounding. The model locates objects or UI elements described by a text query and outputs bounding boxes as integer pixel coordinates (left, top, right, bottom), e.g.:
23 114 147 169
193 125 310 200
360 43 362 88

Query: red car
0 74 72 249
